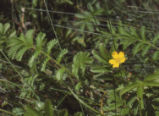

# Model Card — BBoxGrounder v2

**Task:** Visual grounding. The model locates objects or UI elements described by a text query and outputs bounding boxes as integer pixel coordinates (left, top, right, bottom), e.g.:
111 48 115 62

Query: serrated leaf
57 49 68 63
57 109 69 116
120 82 138 97
74 112 83 116
25 30 34 46
41 58 50 71
15 47 28 61
24 106 41 116
137 82 144 109
75 82 81 91
28 52 40 67
99 43 108 60
144 72 159 82
4 23 10 34
91 65 109 73
56 67 66 81
36 32 46 50
92 50 106 63
141 45 150 56
72 52 93 78
127 96 136 107
121 39 136 50
130 27 138 38
132 43 143 55
47 39 58 54
0 23 3 33
152 51 159 60
44 99 54 116
8 44 23 59
144 82 159 87
75 14 85 19
140 26 146 40
9 31 16 38
152 33 159 44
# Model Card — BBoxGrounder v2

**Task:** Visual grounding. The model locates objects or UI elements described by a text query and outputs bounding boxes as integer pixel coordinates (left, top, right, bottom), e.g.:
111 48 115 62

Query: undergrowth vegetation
0 0 159 116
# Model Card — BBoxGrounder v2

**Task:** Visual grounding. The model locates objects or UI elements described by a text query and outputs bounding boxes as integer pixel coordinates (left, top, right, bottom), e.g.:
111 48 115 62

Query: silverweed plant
1 0 159 116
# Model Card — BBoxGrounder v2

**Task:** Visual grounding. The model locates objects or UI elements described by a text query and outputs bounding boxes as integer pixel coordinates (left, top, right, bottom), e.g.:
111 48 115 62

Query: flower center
115 58 122 63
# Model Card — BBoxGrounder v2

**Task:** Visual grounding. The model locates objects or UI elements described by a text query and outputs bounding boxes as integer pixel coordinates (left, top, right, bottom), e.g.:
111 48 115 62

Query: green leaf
132 43 143 55
152 51 159 60
32 0 38 7
44 99 54 116
25 29 34 46
56 67 66 81
137 82 144 109
24 106 41 116
152 33 159 44
0 23 3 33
28 52 40 67
92 50 106 63
75 14 85 19
140 26 146 40
36 32 46 50
74 112 83 116
144 82 159 87
4 23 10 34
130 27 138 38
99 43 108 60
120 82 138 97
75 82 82 91
127 96 136 107
47 39 58 54
41 58 50 71
141 45 150 56
144 73 159 82
72 52 93 78
15 47 28 61
8 43 23 59
57 109 69 116
9 31 16 38
91 65 109 73
56 49 68 63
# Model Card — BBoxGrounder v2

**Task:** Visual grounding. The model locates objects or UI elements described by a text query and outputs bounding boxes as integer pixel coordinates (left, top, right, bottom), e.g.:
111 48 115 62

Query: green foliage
7 29 59 72
120 72 159 113
72 52 93 78
24 99 83 116
75 0 103 32
1 0 159 116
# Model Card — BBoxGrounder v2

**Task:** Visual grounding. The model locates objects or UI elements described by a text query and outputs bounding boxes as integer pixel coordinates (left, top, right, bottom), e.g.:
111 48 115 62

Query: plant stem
0 108 16 116
68 87 100 114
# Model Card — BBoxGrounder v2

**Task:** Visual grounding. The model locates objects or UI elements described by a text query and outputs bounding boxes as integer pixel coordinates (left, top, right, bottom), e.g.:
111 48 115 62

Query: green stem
40 50 75 84
0 108 16 116
68 87 100 114
0 79 21 88
138 39 159 50
0 50 24 81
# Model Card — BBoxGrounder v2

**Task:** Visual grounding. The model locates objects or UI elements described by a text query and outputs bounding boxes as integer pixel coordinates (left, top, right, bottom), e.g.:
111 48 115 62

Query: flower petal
120 57 126 63
113 63 119 68
112 51 118 59
109 59 116 64
118 51 125 58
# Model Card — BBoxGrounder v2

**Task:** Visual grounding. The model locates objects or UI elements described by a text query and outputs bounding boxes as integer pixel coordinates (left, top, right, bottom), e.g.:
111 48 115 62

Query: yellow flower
109 51 126 68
